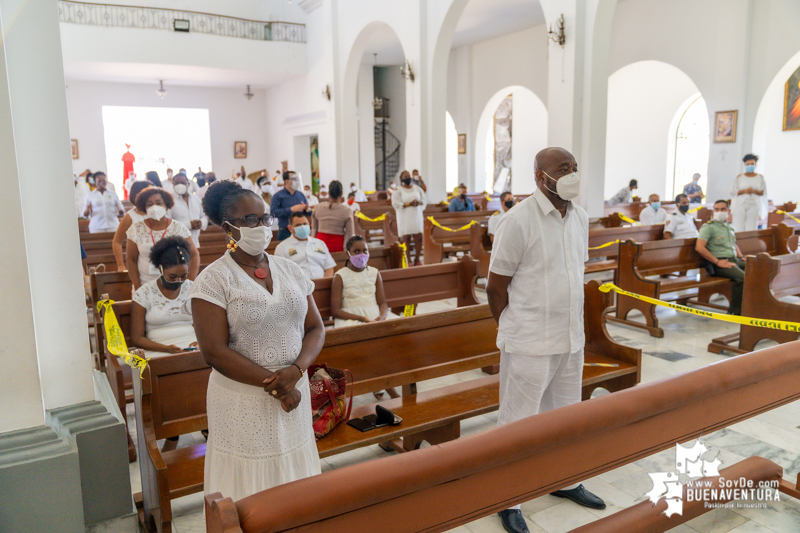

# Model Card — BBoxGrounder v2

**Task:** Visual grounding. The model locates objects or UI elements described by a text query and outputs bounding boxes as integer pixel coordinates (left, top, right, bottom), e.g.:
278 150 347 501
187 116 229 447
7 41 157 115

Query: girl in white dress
188 181 324 502
729 153 767 232
126 187 199 290
391 170 427 265
331 235 393 327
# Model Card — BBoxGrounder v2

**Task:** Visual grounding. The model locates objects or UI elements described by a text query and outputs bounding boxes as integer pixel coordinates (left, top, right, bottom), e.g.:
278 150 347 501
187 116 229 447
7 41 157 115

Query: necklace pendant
254 268 268 279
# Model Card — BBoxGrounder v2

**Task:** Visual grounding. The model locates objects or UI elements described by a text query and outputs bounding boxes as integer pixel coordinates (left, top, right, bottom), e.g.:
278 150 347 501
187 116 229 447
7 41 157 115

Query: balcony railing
58 1 306 43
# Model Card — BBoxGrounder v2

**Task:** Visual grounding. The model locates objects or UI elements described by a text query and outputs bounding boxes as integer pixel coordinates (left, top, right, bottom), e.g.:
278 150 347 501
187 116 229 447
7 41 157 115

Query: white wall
65 80 270 187
356 64 376 190
752 49 800 205
604 61 700 199
447 24 549 192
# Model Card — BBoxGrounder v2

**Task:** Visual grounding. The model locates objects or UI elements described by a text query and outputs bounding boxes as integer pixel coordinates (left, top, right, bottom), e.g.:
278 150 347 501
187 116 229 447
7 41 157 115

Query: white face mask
147 205 166 220
173 184 188 196
351 185 358 192
304 190 311 198
260 184 271 193
227 224 272 255
542 171 581 201
713 211 729 223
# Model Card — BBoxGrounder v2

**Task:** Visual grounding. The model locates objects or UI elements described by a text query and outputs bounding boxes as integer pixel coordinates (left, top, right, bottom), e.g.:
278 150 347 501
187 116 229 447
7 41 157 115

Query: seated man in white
274 212 336 279
664 193 699 239
639 194 668 225
488 191 515 242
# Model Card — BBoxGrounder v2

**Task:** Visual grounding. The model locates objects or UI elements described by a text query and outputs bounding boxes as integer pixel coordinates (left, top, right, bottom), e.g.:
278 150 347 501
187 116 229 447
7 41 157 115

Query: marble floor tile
731 499 800 533
579 477 639 519
727 521 779 533
596 461 647 484
529 501 597 533
464 513 545 533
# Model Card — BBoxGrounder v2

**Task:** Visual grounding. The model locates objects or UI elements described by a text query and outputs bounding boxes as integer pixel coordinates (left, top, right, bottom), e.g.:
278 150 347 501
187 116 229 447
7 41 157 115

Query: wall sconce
156 80 167 99
244 85 254 100
322 84 331 101
400 60 415 82
548 14 566 47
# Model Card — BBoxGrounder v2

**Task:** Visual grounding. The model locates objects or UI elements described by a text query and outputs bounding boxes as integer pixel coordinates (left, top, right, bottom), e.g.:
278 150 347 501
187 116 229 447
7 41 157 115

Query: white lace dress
126 219 191 286
132 279 196 358
187 252 321 501
391 185 427 236
334 266 397 327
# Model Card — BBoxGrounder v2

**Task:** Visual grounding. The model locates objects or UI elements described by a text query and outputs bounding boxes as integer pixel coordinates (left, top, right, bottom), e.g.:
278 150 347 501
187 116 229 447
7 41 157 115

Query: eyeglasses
227 214 275 228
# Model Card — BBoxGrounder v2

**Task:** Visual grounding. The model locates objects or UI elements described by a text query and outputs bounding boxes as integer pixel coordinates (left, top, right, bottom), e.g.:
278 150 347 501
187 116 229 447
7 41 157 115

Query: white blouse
84 189 123 233
126 219 192 286
132 279 193 335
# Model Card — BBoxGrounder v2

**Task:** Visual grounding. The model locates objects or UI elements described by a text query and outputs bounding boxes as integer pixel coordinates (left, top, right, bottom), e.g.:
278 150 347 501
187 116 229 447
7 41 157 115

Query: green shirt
698 220 737 258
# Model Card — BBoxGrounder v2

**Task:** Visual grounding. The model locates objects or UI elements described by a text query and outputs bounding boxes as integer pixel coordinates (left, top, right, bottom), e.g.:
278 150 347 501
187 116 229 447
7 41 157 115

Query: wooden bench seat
423 211 494 264
609 225 793 337
708 252 800 355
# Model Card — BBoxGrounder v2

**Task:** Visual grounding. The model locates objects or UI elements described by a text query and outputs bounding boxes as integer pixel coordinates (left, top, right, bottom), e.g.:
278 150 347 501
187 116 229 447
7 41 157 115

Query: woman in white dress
729 153 768 232
113 181 150 271
331 235 393 327
188 180 324 502
391 170 427 265
126 187 199 291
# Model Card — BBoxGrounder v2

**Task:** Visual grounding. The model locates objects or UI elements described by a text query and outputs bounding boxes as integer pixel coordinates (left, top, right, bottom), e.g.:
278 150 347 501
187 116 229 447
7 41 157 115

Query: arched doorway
668 94 709 200
753 48 800 204
475 86 547 194
606 60 704 199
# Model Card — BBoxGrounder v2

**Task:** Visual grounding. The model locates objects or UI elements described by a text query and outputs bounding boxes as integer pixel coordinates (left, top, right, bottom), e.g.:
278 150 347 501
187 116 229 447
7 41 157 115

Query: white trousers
498 349 584 509
733 203 759 232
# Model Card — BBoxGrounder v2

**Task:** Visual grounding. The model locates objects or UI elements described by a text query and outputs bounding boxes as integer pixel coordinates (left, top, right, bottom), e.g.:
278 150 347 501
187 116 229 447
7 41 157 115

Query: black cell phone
347 415 376 432
376 405 402 426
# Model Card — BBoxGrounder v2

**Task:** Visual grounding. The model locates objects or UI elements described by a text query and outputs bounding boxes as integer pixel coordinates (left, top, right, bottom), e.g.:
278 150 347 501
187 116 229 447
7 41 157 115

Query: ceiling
362 0 545 65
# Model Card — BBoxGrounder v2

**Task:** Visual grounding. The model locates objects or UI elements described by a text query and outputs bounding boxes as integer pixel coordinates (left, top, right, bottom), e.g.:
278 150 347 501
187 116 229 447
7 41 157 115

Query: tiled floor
126 289 800 533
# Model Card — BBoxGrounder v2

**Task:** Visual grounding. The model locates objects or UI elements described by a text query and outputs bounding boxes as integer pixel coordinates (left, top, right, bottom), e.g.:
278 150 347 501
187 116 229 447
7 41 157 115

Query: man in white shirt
169 173 208 247
162 168 175 195
664 194 699 240
488 191 514 242
274 212 336 279
232 171 255 192
346 192 360 213
608 179 637 205
349 183 369 203
303 185 320 207
486 147 605 533
638 194 668 225
83 172 125 233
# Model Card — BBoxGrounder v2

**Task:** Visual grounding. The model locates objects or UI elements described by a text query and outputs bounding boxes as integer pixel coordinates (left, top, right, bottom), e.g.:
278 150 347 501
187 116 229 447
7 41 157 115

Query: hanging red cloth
121 144 135 200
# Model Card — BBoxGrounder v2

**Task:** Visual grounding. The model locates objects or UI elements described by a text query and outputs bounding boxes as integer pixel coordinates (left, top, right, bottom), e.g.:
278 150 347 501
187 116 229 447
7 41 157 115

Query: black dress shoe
550 484 606 509
497 509 530 533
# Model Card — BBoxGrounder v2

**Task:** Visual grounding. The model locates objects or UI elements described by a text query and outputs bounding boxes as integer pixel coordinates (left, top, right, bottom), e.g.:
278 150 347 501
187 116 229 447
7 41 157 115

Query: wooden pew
203 325 800 533
468 222 665 279
609 225 793 337
135 281 639 533
329 243 403 274
708 252 800 354
604 201 678 221
356 204 449 246
767 210 800 234
312 256 480 318
423 211 495 265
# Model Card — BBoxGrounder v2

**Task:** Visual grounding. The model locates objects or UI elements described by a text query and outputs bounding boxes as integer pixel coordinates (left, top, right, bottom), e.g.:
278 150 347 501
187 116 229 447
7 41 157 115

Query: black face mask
160 275 184 291
460 193 467 200
401 178 412 186
504 200 514 209
678 205 690 214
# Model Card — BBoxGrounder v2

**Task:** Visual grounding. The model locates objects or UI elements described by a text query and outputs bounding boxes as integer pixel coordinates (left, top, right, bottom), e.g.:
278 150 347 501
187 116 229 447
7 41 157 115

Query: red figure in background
121 144 135 200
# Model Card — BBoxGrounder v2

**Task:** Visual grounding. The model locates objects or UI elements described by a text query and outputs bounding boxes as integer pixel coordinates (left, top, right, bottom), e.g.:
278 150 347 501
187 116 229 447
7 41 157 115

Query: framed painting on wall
713 110 737 143
783 65 800 131
458 134 466 154
71 139 79 159
234 141 247 159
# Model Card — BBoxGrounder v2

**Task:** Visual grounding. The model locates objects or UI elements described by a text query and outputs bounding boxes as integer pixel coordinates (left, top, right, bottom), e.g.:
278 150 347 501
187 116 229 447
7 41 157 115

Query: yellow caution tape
485 193 494 202
397 243 416 317
363 190 376 194
441 200 451 206
598 283 800 332
688 206 703 214
97 300 149 377
427 216 478 232
585 363 620 367
618 213 640 226
354 211 386 222
776 210 800 225
588 239 620 251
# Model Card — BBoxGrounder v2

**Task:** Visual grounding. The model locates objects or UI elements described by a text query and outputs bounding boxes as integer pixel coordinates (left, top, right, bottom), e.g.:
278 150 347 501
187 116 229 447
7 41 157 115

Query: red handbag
307 364 353 440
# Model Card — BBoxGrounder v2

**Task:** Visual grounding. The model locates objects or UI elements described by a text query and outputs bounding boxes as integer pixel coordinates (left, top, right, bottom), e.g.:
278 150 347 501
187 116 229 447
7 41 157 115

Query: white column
0 4 45 433
1 0 95 411
542 0 617 218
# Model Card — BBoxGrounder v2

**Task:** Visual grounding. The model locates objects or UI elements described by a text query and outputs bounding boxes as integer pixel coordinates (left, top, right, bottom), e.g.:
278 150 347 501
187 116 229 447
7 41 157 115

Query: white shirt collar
533 188 571 218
